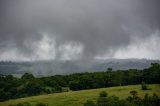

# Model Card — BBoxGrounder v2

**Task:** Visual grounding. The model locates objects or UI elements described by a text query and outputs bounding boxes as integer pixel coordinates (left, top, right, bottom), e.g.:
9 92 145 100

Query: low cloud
0 0 160 61
114 30 160 59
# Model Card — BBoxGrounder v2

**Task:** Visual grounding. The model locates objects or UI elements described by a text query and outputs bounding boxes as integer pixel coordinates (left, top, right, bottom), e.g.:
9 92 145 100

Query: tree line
0 63 160 101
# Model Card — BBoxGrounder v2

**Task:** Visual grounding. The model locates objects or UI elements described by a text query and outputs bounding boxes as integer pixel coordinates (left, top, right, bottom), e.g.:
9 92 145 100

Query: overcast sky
0 0 160 61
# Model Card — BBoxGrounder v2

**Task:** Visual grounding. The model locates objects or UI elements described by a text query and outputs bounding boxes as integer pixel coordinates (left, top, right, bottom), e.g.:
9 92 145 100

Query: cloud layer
0 0 160 61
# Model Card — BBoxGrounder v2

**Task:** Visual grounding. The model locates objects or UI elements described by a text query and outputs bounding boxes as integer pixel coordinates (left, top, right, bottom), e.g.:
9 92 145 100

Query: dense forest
0 63 160 102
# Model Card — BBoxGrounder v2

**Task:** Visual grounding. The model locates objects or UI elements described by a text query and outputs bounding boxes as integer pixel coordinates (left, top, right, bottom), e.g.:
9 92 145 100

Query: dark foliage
84 91 160 106
0 63 160 101
130 90 138 97
141 82 149 90
10 102 31 106
35 103 48 106
99 91 108 97
21 73 35 80
84 100 96 106
9 102 48 106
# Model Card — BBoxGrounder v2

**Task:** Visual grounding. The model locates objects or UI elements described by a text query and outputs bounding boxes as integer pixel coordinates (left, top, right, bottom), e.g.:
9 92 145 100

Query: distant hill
0 59 160 76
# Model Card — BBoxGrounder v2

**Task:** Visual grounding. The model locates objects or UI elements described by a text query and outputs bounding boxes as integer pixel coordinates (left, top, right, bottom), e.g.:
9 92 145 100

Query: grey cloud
0 0 160 60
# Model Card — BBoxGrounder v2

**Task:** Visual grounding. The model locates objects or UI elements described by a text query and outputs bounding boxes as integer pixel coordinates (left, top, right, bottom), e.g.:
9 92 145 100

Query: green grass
0 84 160 106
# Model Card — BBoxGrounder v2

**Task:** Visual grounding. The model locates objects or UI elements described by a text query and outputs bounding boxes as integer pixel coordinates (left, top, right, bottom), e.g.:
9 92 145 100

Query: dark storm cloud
0 0 160 60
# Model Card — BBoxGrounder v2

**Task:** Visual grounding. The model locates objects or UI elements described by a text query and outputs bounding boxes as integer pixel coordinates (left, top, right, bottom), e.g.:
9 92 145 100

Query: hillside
0 84 159 106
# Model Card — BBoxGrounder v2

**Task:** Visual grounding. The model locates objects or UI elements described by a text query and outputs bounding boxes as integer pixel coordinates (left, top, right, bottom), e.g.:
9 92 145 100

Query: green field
0 84 160 106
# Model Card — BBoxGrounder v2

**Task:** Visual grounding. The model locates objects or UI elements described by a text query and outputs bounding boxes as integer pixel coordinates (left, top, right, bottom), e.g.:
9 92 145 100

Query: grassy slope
0 84 160 106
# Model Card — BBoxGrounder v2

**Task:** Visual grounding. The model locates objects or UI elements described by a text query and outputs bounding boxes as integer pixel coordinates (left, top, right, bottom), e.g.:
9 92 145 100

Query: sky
0 0 160 61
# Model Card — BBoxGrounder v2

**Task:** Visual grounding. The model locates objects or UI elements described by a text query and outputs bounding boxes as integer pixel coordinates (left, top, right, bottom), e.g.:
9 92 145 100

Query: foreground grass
0 84 160 106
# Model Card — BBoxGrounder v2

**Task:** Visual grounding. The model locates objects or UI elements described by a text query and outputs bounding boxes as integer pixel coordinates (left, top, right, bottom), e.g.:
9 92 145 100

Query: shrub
99 91 108 97
141 82 148 90
130 90 138 97
16 102 31 106
143 93 160 106
44 88 52 94
8 105 16 106
107 96 130 106
21 73 35 80
84 100 95 106
152 93 160 106
55 86 62 92
35 102 48 106
97 97 108 106
85 91 160 106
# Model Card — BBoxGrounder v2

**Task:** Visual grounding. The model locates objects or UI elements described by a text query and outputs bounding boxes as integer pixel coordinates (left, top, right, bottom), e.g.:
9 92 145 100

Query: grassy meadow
0 84 159 106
